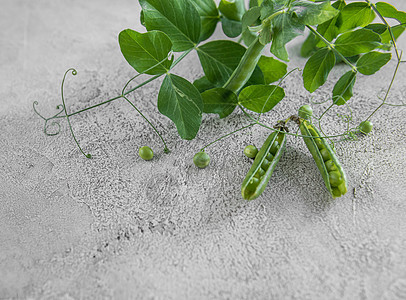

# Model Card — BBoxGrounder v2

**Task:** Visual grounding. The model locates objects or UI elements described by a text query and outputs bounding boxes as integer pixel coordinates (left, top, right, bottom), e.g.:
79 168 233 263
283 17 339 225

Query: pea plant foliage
34 0 405 199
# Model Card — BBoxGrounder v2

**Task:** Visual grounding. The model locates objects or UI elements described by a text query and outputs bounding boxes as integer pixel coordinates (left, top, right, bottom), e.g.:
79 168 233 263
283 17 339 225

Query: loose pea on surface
139 146 154 161
193 151 210 169
244 145 258 159
359 120 373 134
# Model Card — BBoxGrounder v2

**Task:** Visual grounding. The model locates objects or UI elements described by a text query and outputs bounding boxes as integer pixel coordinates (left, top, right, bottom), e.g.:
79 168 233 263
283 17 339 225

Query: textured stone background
1 0 406 299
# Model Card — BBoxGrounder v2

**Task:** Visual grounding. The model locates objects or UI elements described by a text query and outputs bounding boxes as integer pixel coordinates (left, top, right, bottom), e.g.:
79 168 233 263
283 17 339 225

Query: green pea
193 151 210 169
244 145 258 159
266 153 274 161
298 105 313 119
325 160 337 172
309 128 318 137
261 158 271 170
359 121 373 134
331 188 341 198
329 171 342 187
139 146 154 161
338 182 347 195
257 168 265 176
270 141 279 155
320 148 330 161
314 138 323 150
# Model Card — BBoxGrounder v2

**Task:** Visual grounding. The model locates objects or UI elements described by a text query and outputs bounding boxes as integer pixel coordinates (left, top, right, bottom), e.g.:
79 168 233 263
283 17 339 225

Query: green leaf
380 24 406 45
356 51 392 75
376 2 406 24
201 88 238 118
260 0 285 20
196 40 264 85
334 28 381 57
139 0 201 52
364 23 388 35
221 17 242 37
270 12 305 61
239 85 285 113
158 74 203 140
241 7 262 46
193 76 220 93
338 2 375 33
118 29 173 75
249 0 264 9
300 32 320 57
332 71 356 105
303 48 336 93
315 0 346 48
292 0 339 26
219 0 246 21
257 56 287 84
191 0 220 41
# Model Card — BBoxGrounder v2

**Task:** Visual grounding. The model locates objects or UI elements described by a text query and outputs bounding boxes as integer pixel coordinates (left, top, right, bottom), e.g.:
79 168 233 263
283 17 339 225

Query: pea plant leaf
118 29 173 75
376 2 406 24
201 88 238 118
139 0 201 52
193 76 221 93
301 31 320 57
241 7 261 46
365 23 388 35
196 40 264 85
257 56 287 84
315 0 346 48
270 12 305 61
221 17 243 38
260 0 285 20
303 48 336 93
219 0 245 21
332 71 356 105
380 24 406 45
338 2 375 33
292 0 339 26
356 51 392 75
191 0 220 42
334 28 381 57
158 74 203 140
239 85 285 113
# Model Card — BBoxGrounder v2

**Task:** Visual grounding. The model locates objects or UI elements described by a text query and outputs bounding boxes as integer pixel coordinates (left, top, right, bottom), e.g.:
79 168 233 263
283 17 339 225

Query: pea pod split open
299 119 348 198
241 130 286 200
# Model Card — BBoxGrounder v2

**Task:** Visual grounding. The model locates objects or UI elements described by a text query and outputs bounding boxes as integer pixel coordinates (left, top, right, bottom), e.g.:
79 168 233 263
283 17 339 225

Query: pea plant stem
122 95 169 151
365 0 400 60
366 51 403 120
200 123 256 152
306 25 357 72
56 48 193 119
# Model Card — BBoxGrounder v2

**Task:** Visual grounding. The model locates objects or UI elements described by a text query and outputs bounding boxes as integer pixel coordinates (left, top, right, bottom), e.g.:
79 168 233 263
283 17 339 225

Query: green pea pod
299 119 348 198
241 130 286 200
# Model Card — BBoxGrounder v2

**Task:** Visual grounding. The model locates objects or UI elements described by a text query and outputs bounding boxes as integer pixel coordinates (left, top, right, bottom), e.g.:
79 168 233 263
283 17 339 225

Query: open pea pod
299 119 348 198
241 130 286 200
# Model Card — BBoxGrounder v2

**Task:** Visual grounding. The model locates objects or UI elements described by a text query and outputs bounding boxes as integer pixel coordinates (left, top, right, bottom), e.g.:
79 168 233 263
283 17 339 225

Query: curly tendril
60 68 92 159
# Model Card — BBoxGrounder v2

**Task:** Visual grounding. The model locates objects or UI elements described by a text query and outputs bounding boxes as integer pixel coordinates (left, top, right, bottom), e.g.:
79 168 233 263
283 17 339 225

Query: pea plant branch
33 0 406 199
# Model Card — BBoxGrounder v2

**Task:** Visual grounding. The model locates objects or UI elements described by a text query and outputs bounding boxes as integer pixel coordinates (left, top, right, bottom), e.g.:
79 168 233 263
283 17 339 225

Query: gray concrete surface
1 0 406 299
